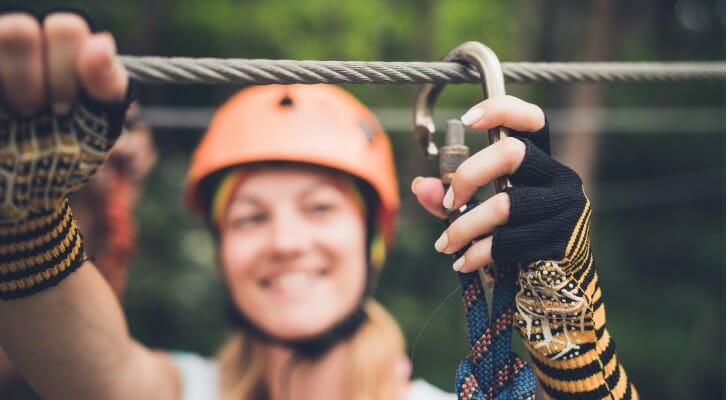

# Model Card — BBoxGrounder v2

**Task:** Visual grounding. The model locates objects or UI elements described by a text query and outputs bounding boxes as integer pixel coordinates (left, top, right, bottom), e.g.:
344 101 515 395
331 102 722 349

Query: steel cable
118 56 725 85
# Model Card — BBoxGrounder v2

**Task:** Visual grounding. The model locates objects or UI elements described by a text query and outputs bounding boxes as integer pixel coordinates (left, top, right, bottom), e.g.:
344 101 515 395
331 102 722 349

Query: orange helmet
184 84 399 247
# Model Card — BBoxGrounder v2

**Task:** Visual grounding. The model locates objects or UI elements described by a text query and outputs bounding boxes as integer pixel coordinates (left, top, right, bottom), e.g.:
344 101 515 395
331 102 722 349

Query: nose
269 209 309 260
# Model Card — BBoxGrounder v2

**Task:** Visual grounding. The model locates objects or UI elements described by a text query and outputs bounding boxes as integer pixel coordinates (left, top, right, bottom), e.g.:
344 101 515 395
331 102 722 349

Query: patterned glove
0 86 135 300
492 136 639 400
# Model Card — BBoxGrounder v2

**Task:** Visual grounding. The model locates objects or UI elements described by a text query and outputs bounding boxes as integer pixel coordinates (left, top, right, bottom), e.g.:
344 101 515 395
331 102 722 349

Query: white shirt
173 352 454 400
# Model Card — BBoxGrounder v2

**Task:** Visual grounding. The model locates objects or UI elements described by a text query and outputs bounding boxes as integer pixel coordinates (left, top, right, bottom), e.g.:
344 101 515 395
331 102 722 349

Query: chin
233 282 364 341
265 311 341 340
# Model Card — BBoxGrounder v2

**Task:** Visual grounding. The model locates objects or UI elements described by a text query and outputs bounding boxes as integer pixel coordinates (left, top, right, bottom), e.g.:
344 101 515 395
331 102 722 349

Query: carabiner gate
412 41 511 193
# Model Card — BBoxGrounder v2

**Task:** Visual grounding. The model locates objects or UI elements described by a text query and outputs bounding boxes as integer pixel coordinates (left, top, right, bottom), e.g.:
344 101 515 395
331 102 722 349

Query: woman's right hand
0 10 132 221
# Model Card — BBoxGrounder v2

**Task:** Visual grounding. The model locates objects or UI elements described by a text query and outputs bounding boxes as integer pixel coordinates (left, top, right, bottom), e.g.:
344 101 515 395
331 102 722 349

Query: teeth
271 271 316 291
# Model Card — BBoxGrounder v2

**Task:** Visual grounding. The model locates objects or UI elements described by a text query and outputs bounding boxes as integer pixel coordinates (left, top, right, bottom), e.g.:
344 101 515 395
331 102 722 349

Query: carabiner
412 41 510 193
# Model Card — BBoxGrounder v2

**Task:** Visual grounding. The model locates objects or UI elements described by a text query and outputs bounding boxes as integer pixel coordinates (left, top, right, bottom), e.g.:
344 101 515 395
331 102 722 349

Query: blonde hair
218 299 406 400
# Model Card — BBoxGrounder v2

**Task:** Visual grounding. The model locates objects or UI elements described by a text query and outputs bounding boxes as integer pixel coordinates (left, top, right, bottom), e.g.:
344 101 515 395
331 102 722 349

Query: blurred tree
558 0 613 188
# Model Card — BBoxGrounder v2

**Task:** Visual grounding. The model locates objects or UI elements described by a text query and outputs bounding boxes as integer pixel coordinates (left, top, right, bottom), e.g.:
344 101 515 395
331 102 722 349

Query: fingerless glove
0 85 135 300
493 138 638 400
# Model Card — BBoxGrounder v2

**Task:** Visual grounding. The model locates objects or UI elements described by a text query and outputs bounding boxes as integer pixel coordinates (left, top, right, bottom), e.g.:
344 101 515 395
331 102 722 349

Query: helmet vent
359 121 375 143
279 96 294 107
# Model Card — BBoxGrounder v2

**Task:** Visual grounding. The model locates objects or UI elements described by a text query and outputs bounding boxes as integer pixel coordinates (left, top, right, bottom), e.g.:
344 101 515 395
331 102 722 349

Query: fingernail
453 256 465 271
442 187 454 209
460 107 484 125
434 232 448 253
410 176 423 195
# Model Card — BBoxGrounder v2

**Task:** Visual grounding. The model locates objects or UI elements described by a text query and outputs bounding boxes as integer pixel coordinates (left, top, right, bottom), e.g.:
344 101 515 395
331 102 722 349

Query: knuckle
501 137 525 167
465 243 481 264
492 104 508 126
566 187 588 209
446 221 464 247
453 162 477 191
487 95 507 111
566 168 584 185
466 239 490 270
493 192 511 221
529 104 546 127
503 95 523 110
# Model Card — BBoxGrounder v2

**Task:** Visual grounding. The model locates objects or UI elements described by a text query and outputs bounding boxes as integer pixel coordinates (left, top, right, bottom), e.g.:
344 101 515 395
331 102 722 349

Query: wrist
0 199 85 300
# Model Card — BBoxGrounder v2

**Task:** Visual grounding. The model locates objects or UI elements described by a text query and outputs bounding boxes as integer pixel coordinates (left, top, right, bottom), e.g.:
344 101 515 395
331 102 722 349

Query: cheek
219 232 262 284
327 217 369 295
337 257 367 301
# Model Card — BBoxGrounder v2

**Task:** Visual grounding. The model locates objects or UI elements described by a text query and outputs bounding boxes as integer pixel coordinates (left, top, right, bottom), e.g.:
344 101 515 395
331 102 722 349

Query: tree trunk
559 0 614 191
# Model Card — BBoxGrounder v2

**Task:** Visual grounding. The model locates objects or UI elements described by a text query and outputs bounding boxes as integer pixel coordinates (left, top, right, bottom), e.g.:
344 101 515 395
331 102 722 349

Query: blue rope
454 264 536 400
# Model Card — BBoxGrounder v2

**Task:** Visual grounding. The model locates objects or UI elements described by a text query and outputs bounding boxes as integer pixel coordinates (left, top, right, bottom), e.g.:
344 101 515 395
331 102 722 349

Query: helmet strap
223 289 367 360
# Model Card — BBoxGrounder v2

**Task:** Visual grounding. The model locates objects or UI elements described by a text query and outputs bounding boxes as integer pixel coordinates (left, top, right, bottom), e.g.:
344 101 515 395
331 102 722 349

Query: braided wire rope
118 56 725 85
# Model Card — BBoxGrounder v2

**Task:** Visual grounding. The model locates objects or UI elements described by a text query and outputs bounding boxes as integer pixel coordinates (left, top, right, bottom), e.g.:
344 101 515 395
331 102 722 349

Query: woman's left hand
412 96 639 400
411 94 549 273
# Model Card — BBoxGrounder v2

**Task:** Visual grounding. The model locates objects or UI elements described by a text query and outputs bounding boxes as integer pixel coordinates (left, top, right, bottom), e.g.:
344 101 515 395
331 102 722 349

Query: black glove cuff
492 203 585 265
491 138 587 266
509 137 580 187
78 77 138 143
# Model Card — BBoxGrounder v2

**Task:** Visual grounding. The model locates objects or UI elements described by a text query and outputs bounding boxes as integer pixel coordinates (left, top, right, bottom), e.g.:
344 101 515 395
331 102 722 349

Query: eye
228 213 267 229
306 203 336 217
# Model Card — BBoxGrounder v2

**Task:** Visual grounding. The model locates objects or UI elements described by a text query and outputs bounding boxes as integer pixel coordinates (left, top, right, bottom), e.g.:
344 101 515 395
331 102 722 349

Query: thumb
411 176 447 219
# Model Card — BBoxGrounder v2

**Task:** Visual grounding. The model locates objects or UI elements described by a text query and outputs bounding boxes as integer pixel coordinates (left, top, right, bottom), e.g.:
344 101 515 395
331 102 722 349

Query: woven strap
454 262 536 400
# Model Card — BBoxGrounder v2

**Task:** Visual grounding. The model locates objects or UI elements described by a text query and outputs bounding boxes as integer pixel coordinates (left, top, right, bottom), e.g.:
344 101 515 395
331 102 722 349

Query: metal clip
412 41 510 193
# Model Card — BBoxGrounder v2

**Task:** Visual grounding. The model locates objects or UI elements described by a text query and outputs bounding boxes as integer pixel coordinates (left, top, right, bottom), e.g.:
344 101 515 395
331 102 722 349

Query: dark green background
9 1 728 399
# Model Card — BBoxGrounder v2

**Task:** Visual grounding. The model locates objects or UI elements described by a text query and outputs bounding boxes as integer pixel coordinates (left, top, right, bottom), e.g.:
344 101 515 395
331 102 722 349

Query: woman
180 83 443 399
0 10 636 400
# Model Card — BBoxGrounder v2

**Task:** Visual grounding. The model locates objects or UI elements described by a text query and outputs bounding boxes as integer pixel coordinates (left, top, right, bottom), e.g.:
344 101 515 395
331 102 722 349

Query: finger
435 192 509 254
77 32 128 103
460 95 545 133
452 236 493 273
44 12 91 114
411 176 447 219
0 13 44 112
444 137 525 210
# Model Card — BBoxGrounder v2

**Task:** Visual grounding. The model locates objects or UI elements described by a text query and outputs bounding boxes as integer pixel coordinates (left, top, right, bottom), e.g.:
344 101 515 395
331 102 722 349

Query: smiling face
218 165 368 340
